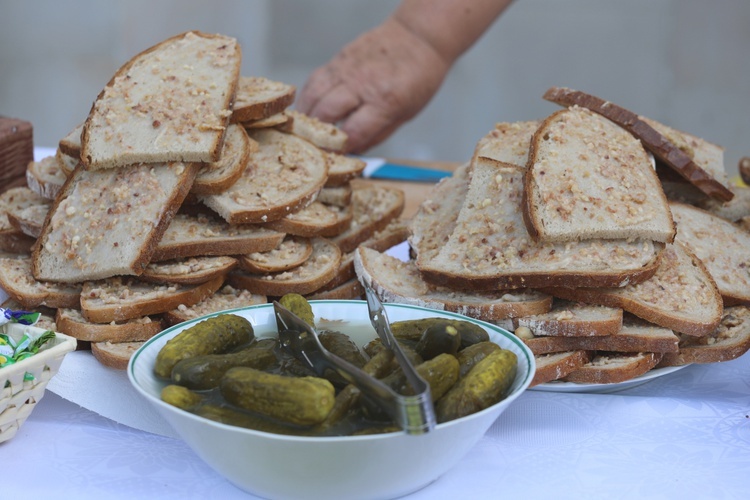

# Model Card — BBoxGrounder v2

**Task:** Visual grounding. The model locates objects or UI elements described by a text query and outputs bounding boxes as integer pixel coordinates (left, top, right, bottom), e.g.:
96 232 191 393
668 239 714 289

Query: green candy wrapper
1 308 55 381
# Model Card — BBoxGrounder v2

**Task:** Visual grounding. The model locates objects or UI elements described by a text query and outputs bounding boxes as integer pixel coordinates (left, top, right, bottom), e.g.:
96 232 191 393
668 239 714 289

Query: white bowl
129 300 535 500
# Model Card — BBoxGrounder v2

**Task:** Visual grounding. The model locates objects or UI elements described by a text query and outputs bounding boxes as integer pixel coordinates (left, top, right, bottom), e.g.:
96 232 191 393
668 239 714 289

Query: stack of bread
0 31 408 369
355 86 750 387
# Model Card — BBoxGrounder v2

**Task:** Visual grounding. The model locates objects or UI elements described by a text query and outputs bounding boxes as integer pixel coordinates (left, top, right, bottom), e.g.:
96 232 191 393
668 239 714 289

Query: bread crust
530 350 591 386
562 352 663 384
56 308 163 342
231 76 296 123
91 341 144 370
542 86 733 202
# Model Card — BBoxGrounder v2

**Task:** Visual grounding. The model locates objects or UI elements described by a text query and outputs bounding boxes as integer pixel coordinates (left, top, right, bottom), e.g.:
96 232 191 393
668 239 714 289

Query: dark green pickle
161 384 203 410
154 314 254 379
415 323 461 360
279 293 315 327
170 346 278 390
456 341 501 378
389 318 489 348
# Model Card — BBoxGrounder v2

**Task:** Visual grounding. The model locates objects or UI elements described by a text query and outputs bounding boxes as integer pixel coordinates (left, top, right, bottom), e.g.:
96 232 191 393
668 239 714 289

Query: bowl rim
128 299 536 441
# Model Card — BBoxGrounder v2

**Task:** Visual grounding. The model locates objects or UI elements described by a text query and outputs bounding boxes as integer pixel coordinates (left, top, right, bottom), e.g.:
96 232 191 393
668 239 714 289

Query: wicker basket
0 116 34 194
0 323 77 443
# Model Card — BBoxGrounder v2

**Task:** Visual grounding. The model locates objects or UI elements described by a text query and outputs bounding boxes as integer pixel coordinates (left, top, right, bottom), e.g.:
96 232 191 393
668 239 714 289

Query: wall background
1 0 748 176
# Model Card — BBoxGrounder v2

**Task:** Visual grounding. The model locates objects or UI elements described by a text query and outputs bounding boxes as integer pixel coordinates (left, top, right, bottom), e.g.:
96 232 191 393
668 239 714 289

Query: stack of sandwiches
0 31 407 369
355 87 750 386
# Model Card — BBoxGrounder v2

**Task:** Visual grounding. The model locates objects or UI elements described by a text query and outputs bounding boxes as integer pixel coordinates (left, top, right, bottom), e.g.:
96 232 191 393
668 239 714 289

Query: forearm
391 0 514 65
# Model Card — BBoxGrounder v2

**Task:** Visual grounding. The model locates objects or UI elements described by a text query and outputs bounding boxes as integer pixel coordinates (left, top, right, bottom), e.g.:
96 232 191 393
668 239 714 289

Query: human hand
296 18 452 154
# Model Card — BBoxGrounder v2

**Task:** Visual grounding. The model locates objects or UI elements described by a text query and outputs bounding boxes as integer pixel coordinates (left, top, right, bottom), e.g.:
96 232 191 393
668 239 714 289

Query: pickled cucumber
415 323 461 360
161 384 203 410
435 349 517 423
194 404 310 436
456 341 501 378
279 293 315 327
220 367 335 426
319 330 367 368
154 314 254 379
387 353 460 402
389 318 489 348
171 346 277 390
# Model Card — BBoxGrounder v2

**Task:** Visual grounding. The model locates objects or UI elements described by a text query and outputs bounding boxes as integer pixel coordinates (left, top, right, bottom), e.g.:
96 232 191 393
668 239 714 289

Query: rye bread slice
542 86 733 202
530 350 591 387
562 351 664 384
0 254 82 309
512 300 623 337
329 186 405 254
56 308 163 343
238 236 313 274
231 76 296 123
190 124 255 195
81 31 241 169
140 255 238 285
163 284 267 326
26 155 66 200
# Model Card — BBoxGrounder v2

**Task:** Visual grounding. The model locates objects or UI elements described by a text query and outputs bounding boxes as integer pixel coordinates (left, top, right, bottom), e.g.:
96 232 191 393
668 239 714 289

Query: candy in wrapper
1 307 41 326
1 308 55 380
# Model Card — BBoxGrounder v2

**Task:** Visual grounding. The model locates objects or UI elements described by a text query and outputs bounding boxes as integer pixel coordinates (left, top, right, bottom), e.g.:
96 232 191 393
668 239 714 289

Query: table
3 156 750 499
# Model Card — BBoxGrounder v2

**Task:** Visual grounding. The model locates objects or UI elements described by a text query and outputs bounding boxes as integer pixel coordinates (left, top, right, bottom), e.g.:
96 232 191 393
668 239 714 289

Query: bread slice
285 110 348 152
58 122 83 158
521 314 679 355
190 124 255 195
56 308 163 343
0 231 35 254
81 31 241 169
238 236 313 274
140 255 237 285
542 86 733 202
324 151 366 187
0 254 82 308
317 183 352 207
562 352 663 384
473 120 540 167
530 351 591 387
670 202 750 306
226 237 341 296
6 200 48 238
543 243 723 336
91 341 145 370
263 201 352 238
1 187 49 233
231 76 296 123
56 148 78 176
163 284 266 326
26 155 66 199
80 275 223 323
659 306 750 366
512 300 622 337
32 162 199 282
152 212 284 262
354 246 553 321
694 185 750 222
523 106 675 244
200 129 328 224
416 160 664 291
241 112 291 129
330 186 405 254
306 278 364 301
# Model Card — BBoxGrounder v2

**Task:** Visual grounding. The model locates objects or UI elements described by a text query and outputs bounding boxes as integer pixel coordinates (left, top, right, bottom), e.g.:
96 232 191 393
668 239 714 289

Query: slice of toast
542 86 733 202
238 236 313 274
658 306 750 366
263 201 352 238
227 237 341 296
140 255 237 285
512 300 623 337
670 202 750 306
241 112 290 129
472 120 540 168
562 352 663 384
543 242 723 336
530 350 591 387
285 110 348 153
91 341 145 370
329 186 405 254
354 246 553 322
80 274 223 323
0 254 82 308
81 31 241 169
416 160 664 291
58 122 83 158
324 151 366 187
523 106 675 244
306 278 364 301
200 129 328 224
26 155 66 200
163 284 266 326
317 183 353 207
231 76 296 123
190 124 255 195
32 162 199 282
56 308 163 343
152 212 284 262
6 200 48 238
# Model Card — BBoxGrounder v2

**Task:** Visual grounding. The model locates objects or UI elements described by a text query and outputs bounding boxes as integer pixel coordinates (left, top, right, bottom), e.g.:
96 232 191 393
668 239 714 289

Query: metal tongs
273 289 435 435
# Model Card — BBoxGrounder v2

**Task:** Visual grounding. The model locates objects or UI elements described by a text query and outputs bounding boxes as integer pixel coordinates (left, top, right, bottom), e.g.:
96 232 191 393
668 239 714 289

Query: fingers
339 103 402 154
296 66 338 115
308 83 362 125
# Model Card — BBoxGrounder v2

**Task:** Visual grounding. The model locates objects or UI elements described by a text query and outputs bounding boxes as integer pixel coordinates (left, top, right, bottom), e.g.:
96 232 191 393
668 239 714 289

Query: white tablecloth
4 352 749 499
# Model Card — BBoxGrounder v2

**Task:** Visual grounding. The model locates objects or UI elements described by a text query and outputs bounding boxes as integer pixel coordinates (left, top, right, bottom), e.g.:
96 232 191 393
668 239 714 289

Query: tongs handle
273 301 435 435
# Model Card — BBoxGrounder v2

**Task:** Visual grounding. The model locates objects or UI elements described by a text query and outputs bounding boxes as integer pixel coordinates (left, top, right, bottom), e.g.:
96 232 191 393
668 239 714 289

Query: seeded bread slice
231 76 296 123
523 106 675 244
56 308 163 343
190 124 255 195
81 31 241 169
152 212 284 262
417 160 664 291
91 341 145 370
80 275 223 323
285 110 348 153
694 185 750 222
227 237 341 296
238 236 313 274
521 315 679 356
324 152 366 187
32 162 199 282
330 186 405 254
58 123 83 158
472 120 540 167
562 352 663 384
26 155 66 199
201 129 328 224
317 183 352 207
140 255 237 285
0 254 82 308
354 246 553 322
56 148 78 176
263 201 353 238
6 201 48 238
163 284 266 326
543 243 723 336
2 186 50 238
512 300 623 337
241 112 290 129
306 278 364 301
658 306 750 366
670 202 750 306
543 87 733 202
530 350 591 387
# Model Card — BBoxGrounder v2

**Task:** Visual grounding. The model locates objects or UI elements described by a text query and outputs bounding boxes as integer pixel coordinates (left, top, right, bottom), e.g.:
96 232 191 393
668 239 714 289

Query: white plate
530 364 689 394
